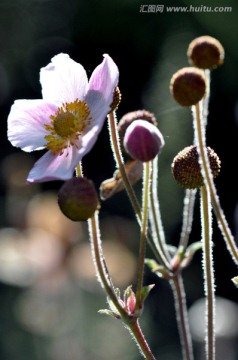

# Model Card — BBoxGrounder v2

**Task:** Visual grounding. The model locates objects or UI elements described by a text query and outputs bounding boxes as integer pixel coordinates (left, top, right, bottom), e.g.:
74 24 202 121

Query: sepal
145 258 172 279
231 276 238 288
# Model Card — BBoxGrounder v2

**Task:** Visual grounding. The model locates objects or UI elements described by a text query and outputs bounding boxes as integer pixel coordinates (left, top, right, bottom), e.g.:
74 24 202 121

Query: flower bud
171 145 221 189
100 159 143 200
58 177 100 221
109 86 121 112
187 35 224 69
118 110 157 145
123 120 164 162
170 67 207 107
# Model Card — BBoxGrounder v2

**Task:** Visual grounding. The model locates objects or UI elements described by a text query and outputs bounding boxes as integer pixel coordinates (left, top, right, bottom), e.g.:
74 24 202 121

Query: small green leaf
145 258 171 279
140 284 155 303
145 258 160 272
98 309 121 319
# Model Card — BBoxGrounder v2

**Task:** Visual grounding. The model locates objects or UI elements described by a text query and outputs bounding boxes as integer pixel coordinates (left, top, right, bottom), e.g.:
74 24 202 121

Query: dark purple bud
123 120 164 162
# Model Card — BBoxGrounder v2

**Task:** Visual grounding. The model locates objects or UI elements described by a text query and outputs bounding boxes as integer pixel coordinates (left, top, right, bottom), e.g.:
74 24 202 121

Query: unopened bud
170 67 207 107
123 120 164 162
118 110 157 146
187 35 224 69
171 145 221 189
58 177 100 221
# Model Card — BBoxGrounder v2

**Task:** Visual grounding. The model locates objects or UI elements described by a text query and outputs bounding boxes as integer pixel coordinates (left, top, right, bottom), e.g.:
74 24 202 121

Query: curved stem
201 186 215 360
136 162 150 307
108 111 171 269
108 111 141 219
149 157 171 263
193 103 238 264
129 320 156 360
179 189 197 249
171 274 194 360
88 212 126 316
89 211 156 360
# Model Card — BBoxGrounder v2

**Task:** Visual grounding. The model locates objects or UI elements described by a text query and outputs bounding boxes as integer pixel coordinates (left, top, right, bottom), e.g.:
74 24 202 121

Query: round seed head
170 67 207 107
171 145 221 189
187 35 224 69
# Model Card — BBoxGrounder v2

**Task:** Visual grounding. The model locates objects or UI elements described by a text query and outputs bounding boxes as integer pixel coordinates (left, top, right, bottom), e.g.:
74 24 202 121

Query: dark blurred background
0 0 237 359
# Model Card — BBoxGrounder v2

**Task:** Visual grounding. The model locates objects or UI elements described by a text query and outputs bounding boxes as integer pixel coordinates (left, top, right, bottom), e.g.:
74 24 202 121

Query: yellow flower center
44 99 92 155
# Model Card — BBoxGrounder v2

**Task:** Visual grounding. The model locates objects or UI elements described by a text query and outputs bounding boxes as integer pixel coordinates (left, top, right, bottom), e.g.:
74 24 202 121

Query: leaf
98 309 121 319
145 258 171 279
140 284 155 303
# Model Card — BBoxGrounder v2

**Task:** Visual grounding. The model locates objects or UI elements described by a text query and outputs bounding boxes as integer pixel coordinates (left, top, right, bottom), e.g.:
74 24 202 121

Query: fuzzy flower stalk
7 53 119 182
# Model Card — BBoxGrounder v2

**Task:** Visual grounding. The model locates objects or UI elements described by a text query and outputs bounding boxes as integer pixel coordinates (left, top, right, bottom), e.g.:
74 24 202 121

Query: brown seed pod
170 67 207 107
187 35 224 69
171 145 221 189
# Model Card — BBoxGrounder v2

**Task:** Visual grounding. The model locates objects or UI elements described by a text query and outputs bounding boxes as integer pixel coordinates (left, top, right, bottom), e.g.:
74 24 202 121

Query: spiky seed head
171 145 221 189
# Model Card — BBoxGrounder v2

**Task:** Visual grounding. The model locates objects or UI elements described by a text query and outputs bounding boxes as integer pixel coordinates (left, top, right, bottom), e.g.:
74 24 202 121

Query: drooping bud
123 120 164 162
171 145 221 189
118 110 157 145
58 177 100 221
187 35 224 69
170 67 207 107
100 159 143 200
109 86 122 113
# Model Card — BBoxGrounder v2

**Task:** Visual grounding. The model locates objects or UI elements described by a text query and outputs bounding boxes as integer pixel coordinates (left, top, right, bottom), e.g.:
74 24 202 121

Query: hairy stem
201 186 215 360
179 189 197 249
108 111 170 268
136 162 150 307
171 274 194 360
193 103 238 264
129 320 157 360
149 157 171 264
89 212 156 360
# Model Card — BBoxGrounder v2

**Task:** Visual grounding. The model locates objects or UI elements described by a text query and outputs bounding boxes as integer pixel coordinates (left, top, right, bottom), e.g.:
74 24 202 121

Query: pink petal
7 100 58 152
27 148 81 183
40 54 88 106
85 54 119 123
77 124 101 159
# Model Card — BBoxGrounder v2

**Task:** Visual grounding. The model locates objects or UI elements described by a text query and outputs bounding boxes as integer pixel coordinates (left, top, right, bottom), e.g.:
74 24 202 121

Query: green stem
88 212 126 317
108 111 142 219
149 157 171 263
201 186 215 360
136 162 150 307
194 103 238 265
89 211 156 360
179 189 197 249
108 111 170 269
75 162 83 177
171 274 194 360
